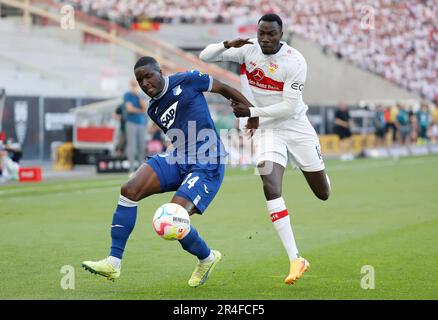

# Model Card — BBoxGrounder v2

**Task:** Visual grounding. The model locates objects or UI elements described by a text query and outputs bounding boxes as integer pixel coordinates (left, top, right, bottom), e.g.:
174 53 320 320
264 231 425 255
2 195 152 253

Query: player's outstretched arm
223 38 254 48
199 38 253 63
210 78 259 134
231 96 299 119
210 79 254 112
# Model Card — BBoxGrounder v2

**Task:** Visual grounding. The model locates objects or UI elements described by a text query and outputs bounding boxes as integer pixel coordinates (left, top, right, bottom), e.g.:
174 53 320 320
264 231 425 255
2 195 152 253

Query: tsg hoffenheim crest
14 101 28 145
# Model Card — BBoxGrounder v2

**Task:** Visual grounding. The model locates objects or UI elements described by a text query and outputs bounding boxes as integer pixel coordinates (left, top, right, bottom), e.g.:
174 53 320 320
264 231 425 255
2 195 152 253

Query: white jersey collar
153 76 169 100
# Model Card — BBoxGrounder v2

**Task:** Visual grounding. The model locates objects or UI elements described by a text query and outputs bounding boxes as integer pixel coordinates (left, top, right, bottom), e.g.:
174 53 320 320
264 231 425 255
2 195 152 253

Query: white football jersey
213 40 309 130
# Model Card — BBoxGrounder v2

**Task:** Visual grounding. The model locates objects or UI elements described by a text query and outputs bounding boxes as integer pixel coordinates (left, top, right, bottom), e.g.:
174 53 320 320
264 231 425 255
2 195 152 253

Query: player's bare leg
258 161 284 200
258 161 309 285
121 163 162 201
82 164 161 280
170 195 222 287
301 169 331 201
171 195 201 216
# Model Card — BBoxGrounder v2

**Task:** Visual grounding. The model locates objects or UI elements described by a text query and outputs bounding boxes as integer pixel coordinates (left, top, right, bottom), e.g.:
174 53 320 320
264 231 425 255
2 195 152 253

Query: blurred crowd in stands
60 0 263 24
59 0 437 103
288 0 438 104
334 101 438 151
378 102 438 145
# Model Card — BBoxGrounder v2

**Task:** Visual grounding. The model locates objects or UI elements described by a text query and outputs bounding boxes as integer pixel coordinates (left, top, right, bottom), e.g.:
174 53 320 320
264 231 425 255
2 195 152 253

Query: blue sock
178 226 211 260
109 195 138 259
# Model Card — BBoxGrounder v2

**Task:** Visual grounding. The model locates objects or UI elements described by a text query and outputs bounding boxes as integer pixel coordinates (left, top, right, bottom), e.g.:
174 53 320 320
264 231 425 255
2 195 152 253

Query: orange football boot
284 257 310 285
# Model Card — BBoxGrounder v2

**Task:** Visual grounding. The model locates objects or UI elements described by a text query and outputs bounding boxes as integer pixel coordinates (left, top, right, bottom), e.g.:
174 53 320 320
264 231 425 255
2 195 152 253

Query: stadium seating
58 0 438 102
0 18 132 97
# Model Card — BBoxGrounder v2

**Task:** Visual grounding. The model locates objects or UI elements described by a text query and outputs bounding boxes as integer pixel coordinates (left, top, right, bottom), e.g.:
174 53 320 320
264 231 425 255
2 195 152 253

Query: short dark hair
258 13 283 30
134 56 160 71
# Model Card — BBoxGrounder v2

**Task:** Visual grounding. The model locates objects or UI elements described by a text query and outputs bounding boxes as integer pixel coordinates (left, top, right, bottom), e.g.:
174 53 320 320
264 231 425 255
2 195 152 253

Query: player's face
134 65 165 98
257 21 283 55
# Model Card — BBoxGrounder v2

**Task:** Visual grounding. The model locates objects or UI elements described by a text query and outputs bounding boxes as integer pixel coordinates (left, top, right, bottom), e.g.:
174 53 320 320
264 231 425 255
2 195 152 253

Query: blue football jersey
147 70 226 165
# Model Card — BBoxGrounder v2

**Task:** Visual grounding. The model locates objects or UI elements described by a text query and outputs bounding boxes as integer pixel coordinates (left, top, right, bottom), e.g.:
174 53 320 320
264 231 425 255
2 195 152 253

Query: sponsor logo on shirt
173 85 182 96
252 68 265 81
242 64 284 91
160 101 178 129
291 82 304 92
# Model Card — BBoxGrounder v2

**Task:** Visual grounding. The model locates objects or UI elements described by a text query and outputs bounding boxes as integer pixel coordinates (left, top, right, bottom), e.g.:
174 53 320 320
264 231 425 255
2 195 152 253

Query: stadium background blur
0 0 437 300
0 0 437 172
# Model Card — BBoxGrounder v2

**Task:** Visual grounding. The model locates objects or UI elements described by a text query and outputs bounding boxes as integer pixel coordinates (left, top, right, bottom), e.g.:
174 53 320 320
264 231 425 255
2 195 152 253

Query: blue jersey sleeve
186 70 213 93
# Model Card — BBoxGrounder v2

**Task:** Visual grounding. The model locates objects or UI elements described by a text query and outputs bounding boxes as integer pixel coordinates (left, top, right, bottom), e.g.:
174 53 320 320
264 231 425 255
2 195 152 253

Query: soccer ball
152 203 191 240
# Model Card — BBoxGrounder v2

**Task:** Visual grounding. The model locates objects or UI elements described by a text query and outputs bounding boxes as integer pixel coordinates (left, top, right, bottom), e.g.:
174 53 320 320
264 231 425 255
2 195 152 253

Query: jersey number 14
182 172 199 189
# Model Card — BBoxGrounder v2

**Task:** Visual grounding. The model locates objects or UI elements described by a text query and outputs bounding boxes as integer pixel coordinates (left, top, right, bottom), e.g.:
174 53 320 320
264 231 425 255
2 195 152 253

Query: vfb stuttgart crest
268 62 278 74
251 68 265 81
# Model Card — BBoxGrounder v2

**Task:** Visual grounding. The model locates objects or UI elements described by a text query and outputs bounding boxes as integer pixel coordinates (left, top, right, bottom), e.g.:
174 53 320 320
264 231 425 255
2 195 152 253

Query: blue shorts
146 154 225 214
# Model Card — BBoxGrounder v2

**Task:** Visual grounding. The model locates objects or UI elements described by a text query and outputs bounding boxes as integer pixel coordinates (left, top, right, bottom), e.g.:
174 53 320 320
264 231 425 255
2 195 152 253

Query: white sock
266 197 299 260
108 256 121 269
200 250 215 263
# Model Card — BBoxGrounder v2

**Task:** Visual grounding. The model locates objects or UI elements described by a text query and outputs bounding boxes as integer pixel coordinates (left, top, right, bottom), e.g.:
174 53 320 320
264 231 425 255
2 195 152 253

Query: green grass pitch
1 155 437 299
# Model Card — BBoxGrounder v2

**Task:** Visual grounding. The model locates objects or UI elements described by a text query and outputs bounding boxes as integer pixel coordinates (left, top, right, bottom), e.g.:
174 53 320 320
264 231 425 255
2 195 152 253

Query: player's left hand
230 100 251 117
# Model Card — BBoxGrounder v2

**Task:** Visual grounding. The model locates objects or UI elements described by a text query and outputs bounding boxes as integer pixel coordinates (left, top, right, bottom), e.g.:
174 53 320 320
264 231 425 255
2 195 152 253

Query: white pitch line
1 185 120 201
1 157 436 198
0 179 123 196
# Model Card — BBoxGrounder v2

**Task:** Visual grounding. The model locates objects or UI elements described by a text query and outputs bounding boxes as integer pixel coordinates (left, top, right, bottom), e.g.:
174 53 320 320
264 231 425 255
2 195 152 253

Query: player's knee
121 181 144 202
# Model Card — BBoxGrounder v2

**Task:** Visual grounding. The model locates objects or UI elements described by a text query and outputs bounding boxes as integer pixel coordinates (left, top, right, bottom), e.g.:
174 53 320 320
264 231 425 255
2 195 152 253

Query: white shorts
252 116 325 172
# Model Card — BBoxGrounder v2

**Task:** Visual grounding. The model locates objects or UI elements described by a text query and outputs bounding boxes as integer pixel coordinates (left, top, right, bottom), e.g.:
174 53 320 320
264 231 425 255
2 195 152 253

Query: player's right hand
224 38 253 49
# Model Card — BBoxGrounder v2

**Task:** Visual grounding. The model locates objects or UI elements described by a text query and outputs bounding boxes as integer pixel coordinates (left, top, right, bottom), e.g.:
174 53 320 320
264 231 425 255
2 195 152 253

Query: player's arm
210 78 254 107
210 78 259 131
199 38 252 63
230 96 301 118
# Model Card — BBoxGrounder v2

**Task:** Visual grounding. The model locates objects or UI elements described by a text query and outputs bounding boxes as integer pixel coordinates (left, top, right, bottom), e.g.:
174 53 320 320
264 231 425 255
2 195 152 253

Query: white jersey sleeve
200 41 256 129
199 42 247 64
283 57 307 100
